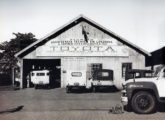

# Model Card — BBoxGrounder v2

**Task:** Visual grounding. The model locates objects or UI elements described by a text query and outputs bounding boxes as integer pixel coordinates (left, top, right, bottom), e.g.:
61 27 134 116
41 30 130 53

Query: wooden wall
20 21 146 89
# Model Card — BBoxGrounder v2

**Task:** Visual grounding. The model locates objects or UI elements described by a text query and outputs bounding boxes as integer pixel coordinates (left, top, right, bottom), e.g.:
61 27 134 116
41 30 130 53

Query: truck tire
131 91 156 114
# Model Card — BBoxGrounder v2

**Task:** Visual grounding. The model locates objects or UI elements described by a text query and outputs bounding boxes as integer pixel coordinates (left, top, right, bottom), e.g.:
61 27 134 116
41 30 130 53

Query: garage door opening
23 59 61 89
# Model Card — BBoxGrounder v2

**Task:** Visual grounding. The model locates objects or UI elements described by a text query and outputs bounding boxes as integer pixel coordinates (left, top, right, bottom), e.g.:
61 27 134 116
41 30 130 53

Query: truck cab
121 66 165 114
92 69 114 92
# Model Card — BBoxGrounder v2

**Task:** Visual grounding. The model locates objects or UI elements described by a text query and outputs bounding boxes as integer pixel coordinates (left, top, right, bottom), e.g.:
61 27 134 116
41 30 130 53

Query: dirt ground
0 87 165 120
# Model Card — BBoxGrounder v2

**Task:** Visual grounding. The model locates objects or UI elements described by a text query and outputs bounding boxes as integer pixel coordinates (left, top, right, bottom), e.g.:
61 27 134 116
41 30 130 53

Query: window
36 73 45 76
145 73 153 77
122 63 132 78
47 73 50 76
94 70 113 80
91 63 102 76
91 64 102 71
135 73 140 78
31 73 35 76
87 63 102 79
71 72 82 77
98 72 109 77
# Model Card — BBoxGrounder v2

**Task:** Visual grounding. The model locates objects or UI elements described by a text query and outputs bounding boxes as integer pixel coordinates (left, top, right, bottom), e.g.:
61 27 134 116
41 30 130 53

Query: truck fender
126 82 160 102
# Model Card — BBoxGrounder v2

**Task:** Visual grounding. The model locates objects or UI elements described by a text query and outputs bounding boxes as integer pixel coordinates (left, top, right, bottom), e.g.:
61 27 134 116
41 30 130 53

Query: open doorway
23 59 61 88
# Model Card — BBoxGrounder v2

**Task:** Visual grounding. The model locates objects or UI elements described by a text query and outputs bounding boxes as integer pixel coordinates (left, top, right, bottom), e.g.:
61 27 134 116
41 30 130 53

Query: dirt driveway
0 87 165 120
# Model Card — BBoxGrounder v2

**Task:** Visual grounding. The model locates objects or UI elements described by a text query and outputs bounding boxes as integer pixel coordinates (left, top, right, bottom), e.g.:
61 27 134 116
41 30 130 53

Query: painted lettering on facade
50 39 113 46
36 38 128 57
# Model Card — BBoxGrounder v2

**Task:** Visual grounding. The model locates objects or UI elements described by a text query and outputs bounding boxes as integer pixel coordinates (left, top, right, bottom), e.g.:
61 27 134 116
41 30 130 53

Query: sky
0 0 165 52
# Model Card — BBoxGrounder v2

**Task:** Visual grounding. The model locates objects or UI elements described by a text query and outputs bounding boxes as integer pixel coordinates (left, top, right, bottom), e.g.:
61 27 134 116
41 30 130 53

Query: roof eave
15 14 151 58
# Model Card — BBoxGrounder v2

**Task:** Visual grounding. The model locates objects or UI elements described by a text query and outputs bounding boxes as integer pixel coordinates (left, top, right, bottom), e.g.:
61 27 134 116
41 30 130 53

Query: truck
30 70 51 89
92 69 114 92
66 70 91 93
121 66 165 114
66 69 114 93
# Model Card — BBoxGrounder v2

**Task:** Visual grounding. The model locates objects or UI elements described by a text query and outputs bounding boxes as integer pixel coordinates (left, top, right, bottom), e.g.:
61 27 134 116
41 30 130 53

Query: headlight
121 89 127 97
122 83 126 89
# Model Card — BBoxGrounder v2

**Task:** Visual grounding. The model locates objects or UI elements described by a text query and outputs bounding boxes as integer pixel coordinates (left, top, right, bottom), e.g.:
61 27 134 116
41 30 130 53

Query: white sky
0 0 165 52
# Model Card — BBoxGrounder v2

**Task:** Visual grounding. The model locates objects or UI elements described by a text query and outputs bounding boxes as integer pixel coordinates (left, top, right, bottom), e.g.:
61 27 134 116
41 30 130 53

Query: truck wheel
131 91 156 114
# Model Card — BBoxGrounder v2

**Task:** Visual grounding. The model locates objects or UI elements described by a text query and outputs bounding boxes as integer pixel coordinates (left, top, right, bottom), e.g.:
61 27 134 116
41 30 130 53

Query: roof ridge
15 14 151 58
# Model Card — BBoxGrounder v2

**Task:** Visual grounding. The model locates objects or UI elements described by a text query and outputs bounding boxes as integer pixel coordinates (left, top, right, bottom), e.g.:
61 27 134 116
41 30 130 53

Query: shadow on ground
0 105 24 114
69 86 119 94
157 103 165 112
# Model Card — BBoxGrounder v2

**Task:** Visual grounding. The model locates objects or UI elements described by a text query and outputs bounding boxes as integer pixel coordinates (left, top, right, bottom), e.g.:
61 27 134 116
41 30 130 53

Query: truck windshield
98 72 109 77
153 66 165 77
126 70 154 80
154 68 165 77
93 70 113 80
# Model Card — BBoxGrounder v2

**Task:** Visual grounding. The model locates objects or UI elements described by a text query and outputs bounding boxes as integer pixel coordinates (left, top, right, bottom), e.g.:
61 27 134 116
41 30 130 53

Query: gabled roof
15 14 151 58
146 46 165 66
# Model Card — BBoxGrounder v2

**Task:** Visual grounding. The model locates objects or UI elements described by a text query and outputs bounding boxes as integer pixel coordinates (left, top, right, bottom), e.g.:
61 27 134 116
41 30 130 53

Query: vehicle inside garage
22 59 61 88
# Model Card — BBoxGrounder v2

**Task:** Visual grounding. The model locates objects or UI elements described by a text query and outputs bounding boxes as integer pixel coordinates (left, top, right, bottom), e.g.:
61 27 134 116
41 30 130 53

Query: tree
0 32 37 74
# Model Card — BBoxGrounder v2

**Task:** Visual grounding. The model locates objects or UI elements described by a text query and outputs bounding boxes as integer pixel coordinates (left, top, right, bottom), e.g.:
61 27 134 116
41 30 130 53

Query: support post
20 59 23 89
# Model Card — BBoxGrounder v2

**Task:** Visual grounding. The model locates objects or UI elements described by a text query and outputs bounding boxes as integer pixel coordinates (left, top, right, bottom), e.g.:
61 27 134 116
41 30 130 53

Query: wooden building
146 46 165 70
15 15 151 89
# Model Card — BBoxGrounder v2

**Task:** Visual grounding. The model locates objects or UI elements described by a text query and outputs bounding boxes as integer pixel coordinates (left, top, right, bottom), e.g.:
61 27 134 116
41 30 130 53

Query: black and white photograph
0 0 165 120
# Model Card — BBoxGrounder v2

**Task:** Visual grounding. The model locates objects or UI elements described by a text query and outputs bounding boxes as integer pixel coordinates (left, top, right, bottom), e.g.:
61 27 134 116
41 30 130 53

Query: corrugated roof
15 14 151 58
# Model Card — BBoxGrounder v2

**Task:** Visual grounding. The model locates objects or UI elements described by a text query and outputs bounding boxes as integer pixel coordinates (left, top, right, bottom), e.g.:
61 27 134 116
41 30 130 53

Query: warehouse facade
15 15 151 89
